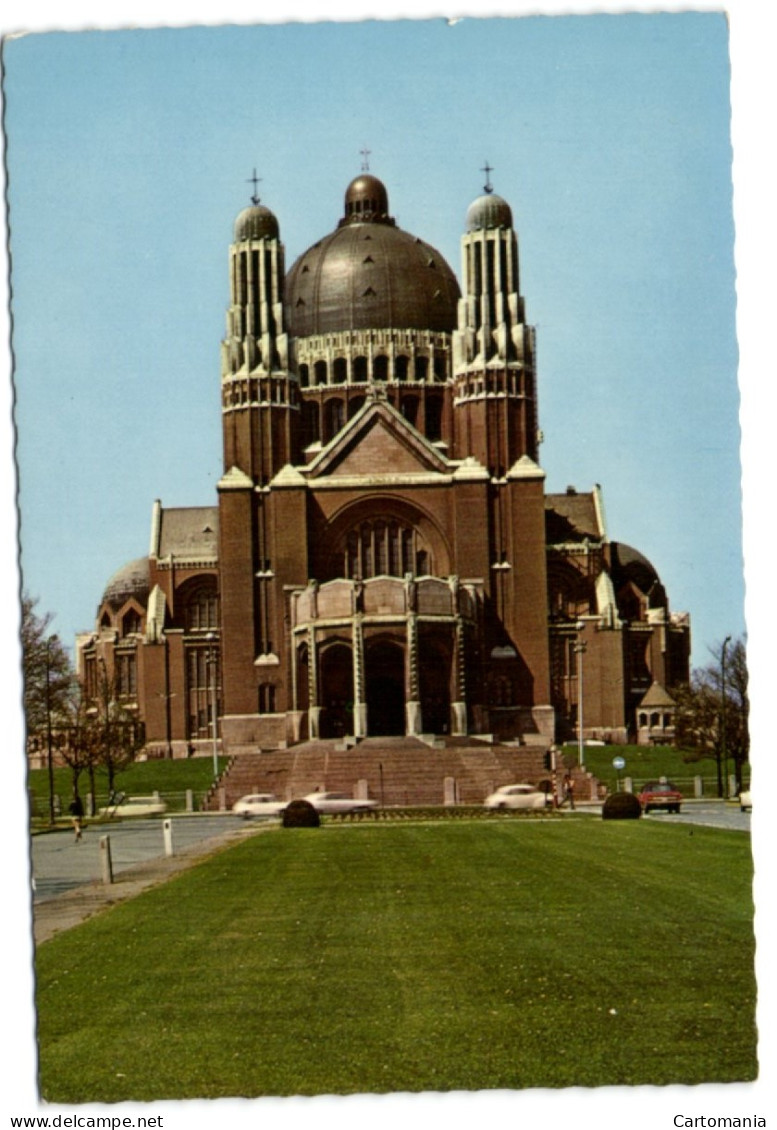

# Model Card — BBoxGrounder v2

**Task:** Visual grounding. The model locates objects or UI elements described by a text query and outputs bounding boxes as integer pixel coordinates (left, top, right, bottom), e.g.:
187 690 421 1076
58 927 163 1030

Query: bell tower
451 173 538 474
220 184 298 483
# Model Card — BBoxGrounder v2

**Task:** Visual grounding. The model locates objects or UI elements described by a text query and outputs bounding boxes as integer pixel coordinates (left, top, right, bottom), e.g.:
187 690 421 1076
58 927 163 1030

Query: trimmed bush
602 791 642 820
282 799 320 828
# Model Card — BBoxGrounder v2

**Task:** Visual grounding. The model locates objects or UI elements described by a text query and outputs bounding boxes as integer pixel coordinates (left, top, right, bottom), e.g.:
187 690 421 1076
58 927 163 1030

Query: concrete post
443 776 457 806
694 776 703 798
186 788 193 812
163 819 174 857
624 776 633 794
99 835 113 885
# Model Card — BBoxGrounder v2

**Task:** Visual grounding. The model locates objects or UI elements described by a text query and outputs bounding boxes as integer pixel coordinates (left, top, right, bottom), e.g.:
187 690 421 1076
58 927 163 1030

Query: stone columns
307 625 321 739
451 614 467 736
352 614 367 738
405 611 422 736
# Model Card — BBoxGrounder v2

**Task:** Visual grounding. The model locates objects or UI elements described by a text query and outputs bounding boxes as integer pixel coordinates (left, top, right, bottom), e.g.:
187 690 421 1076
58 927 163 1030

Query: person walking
68 793 84 842
563 773 576 810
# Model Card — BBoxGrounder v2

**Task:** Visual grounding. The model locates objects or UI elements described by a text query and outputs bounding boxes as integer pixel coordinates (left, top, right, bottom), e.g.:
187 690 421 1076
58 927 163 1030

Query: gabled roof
305 395 452 482
154 506 219 560
545 490 602 543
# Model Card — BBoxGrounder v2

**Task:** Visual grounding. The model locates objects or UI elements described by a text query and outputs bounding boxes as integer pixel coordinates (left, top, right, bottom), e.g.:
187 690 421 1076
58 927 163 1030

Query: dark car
638 779 683 814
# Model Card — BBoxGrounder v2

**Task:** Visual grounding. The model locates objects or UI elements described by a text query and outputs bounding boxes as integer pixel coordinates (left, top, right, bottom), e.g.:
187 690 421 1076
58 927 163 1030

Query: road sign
612 756 626 770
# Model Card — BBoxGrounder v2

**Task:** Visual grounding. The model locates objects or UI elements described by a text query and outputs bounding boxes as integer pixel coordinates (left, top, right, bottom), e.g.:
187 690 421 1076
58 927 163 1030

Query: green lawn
35 819 756 1101
28 757 229 820
568 744 747 796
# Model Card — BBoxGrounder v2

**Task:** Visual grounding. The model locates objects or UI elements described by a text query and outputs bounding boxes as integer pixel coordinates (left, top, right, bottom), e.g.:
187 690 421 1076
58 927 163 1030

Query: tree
89 660 144 796
21 594 72 732
673 636 749 795
21 594 73 822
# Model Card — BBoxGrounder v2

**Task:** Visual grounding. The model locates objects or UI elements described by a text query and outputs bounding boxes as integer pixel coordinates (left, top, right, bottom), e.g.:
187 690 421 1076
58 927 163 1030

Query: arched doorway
366 641 405 736
319 643 353 738
419 635 452 734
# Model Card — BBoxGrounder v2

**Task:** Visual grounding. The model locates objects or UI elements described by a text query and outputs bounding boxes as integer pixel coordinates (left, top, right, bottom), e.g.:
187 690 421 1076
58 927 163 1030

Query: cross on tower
360 146 371 172
247 168 262 204
481 160 494 194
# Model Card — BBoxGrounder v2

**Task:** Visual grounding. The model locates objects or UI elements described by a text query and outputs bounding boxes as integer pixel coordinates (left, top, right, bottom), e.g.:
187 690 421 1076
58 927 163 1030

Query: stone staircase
204 736 598 810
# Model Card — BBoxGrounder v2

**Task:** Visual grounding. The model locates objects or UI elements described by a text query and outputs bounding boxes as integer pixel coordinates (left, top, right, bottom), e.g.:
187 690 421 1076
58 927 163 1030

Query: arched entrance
366 641 405 736
419 634 452 735
319 643 353 738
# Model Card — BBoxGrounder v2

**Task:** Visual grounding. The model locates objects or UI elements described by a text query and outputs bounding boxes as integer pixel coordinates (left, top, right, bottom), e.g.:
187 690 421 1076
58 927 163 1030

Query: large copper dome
286 175 460 337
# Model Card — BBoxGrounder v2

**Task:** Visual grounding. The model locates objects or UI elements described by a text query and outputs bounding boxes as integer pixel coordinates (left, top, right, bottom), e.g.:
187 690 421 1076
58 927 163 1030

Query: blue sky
4 13 742 669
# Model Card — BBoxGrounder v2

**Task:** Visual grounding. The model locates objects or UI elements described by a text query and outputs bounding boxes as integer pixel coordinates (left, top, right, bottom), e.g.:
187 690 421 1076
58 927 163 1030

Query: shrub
282 799 320 828
602 791 642 820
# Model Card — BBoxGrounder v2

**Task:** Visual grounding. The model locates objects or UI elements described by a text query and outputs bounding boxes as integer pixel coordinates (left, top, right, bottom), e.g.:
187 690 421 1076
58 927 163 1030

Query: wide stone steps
205 737 592 810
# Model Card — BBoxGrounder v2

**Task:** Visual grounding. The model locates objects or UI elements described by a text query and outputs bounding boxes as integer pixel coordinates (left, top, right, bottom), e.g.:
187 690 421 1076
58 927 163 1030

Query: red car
638 780 683 814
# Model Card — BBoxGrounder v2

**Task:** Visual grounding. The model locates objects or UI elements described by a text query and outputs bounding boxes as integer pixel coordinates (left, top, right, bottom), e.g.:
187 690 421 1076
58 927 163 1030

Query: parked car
739 789 752 813
484 784 549 811
301 791 379 815
638 780 683 814
232 793 287 819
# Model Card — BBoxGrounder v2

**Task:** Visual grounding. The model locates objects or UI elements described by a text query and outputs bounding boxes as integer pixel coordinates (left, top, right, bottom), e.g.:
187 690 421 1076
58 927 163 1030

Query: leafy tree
674 637 749 795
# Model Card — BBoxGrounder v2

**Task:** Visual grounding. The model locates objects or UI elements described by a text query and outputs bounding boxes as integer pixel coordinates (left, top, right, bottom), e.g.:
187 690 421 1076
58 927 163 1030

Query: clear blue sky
5 14 740 669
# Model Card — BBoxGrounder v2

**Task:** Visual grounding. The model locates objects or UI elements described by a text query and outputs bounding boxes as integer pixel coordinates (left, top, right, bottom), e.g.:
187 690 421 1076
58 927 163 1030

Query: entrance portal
366 641 405 736
319 643 353 738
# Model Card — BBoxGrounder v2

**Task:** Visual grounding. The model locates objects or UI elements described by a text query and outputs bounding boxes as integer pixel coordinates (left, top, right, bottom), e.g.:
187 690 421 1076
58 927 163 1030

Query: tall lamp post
206 633 219 781
574 621 587 769
721 635 731 799
45 634 58 825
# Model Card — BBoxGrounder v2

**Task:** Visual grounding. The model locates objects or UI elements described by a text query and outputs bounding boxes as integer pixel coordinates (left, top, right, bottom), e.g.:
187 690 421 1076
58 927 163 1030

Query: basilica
76 169 690 764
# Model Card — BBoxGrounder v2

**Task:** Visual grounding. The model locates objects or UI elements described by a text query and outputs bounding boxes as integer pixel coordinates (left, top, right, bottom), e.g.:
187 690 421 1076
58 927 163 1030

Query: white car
739 789 752 813
301 791 379 815
484 784 549 811
232 793 287 819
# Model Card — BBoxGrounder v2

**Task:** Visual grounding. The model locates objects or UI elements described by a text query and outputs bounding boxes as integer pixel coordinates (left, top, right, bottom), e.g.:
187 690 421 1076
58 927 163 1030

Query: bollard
87 792 95 817
694 776 703 798
728 774 737 799
624 776 633 794
443 776 457 806
185 788 193 813
99 835 114 885
163 818 174 858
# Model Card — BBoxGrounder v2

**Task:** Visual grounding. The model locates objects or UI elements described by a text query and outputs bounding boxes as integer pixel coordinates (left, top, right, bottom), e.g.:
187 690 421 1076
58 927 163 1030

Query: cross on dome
247 168 262 205
481 160 494 194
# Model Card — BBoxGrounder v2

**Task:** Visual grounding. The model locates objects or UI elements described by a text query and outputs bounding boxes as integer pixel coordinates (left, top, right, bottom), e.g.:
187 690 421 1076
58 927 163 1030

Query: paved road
31 814 245 902
641 800 751 832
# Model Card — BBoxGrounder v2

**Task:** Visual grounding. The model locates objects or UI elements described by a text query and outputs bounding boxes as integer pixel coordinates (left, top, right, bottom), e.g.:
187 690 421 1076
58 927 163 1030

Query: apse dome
286 175 460 337
466 193 513 232
101 557 150 611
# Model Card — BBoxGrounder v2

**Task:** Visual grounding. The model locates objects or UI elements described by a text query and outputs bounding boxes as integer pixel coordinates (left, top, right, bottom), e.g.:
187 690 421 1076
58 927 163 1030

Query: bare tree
21 594 73 822
673 636 749 795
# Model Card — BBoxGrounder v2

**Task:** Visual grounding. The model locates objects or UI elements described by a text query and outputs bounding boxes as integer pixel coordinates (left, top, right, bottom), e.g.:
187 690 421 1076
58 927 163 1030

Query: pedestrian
564 773 576 810
68 794 84 842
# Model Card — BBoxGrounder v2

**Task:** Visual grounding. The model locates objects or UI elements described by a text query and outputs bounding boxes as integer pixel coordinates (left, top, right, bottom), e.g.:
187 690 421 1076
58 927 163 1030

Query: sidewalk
32 820 264 946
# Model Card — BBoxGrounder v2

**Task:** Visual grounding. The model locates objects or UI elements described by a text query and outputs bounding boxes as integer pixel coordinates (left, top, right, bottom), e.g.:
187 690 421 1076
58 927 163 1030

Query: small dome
101 557 150 612
342 174 391 225
234 204 279 242
466 193 513 232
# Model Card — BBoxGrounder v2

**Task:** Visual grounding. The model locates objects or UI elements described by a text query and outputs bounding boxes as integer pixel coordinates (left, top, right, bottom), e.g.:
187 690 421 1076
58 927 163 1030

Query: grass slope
36 821 756 1101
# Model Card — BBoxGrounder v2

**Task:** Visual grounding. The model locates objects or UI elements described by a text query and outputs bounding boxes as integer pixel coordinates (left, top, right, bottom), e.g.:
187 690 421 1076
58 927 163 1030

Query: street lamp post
206 633 219 781
574 621 587 769
721 635 731 799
